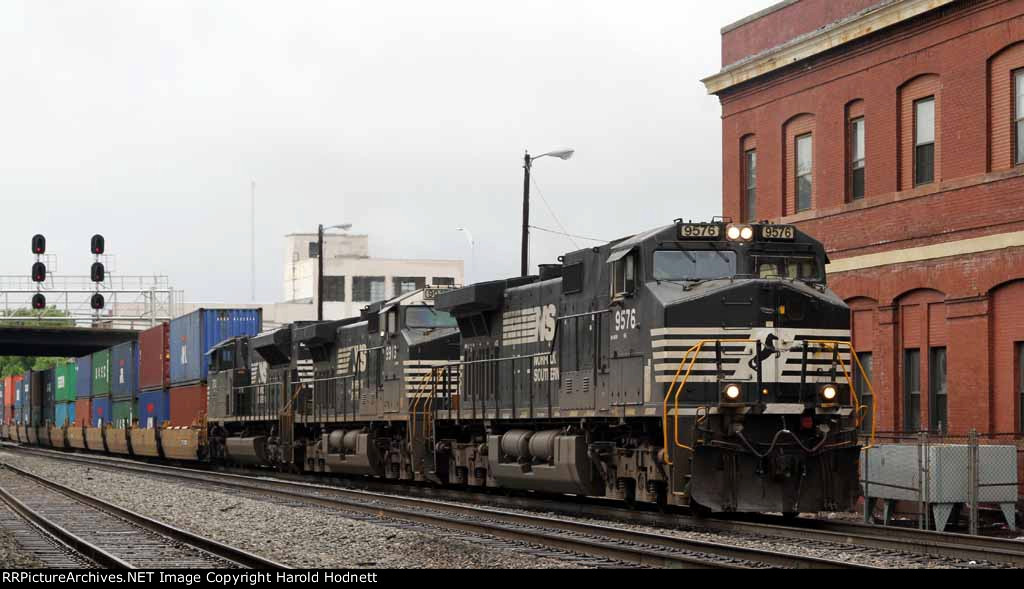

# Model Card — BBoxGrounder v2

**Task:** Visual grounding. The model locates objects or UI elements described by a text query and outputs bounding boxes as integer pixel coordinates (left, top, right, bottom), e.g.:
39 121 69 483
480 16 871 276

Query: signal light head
31 234 45 255
31 262 47 283
31 293 46 310
91 234 105 255
90 293 105 310
90 262 105 283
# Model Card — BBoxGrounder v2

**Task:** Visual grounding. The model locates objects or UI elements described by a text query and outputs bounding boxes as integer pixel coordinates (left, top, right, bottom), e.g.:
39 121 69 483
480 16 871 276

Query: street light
456 227 474 285
522 149 574 276
318 223 353 321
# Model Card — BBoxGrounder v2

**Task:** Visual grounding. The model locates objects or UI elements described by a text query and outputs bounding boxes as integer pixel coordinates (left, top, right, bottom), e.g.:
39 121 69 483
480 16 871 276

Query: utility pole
521 152 532 277
519 149 574 277
317 223 324 321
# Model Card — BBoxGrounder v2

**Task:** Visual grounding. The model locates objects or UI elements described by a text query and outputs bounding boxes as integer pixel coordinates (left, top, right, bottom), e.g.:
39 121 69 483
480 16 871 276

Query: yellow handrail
804 339 878 448
409 368 440 441
660 338 754 465
659 336 879 466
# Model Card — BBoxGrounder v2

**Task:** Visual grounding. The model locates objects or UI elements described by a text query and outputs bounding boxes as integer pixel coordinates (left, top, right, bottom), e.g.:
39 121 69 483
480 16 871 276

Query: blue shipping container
76 356 93 398
23 371 34 407
42 369 55 424
91 396 112 428
135 389 169 429
55 402 75 427
169 309 262 386
110 341 139 400
43 368 55 404
14 379 23 411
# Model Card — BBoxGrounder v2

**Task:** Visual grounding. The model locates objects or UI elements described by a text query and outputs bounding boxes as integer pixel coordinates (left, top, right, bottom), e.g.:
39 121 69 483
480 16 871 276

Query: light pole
456 227 474 285
522 149 574 276
317 223 352 321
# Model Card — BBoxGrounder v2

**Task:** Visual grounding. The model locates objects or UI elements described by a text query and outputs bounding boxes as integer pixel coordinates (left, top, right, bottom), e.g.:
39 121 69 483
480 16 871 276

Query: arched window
896 289 947 433
782 114 815 214
989 280 1024 433
740 134 757 222
987 42 1024 170
847 296 878 434
898 74 940 189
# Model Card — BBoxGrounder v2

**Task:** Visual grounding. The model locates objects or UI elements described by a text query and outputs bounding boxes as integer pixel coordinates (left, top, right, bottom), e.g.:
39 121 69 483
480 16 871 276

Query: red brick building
704 0 1024 436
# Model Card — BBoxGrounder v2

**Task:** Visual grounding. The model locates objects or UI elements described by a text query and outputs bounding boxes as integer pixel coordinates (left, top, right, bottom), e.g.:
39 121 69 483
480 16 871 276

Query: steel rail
8 444 1023 567
0 482 131 569
3 447 875 569
0 462 288 570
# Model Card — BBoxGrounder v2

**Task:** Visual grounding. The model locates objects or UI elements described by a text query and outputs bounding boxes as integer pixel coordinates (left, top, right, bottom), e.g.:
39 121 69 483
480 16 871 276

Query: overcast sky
0 0 771 303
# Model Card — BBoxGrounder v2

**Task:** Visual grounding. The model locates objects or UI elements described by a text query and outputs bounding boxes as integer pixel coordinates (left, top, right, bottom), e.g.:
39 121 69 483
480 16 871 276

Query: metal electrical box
860 444 1018 532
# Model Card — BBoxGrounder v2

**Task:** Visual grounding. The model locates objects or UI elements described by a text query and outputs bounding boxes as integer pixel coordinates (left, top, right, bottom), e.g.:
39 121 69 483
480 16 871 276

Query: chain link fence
859 430 1022 535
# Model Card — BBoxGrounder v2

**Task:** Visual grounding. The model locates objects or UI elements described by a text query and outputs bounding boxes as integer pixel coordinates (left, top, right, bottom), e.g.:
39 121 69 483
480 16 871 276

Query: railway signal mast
90 234 106 313
31 234 47 310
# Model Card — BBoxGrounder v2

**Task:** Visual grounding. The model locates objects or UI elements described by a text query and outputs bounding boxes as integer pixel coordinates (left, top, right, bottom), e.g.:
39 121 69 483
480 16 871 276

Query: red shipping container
4 375 22 426
169 384 207 427
2 376 12 425
139 322 170 391
74 398 92 427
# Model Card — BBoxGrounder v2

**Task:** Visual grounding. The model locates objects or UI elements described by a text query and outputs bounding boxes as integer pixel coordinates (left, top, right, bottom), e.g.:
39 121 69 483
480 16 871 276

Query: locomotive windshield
653 250 736 281
754 255 821 281
405 306 458 329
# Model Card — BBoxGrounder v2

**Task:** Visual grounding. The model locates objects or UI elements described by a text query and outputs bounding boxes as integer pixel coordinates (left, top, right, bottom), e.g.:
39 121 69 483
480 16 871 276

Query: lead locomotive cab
437 217 869 515
602 219 863 513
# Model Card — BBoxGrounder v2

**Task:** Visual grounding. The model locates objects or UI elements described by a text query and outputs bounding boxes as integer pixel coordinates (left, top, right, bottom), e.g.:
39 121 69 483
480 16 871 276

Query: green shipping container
55 362 77 402
111 399 133 429
92 349 111 396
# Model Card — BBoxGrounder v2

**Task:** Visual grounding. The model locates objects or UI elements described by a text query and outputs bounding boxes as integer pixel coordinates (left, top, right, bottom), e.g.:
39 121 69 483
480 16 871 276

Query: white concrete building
283 232 463 320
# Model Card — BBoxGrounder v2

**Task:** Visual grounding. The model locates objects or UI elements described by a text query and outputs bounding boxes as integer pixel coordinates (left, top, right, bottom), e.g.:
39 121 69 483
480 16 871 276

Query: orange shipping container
169 384 207 427
74 398 92 427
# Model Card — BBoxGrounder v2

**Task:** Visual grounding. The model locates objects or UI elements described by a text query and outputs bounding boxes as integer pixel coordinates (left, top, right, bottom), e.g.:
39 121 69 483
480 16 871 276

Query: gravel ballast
0 519 45 569
0 451 584 569
1 449 1008 569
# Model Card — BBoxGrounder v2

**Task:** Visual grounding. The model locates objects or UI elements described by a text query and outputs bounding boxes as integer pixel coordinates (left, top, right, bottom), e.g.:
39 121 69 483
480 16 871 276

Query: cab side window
612 252 637 298
386 310 398 336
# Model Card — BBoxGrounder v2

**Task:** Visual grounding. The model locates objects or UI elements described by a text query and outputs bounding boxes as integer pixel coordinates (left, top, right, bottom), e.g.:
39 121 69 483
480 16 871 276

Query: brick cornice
703 0 956 95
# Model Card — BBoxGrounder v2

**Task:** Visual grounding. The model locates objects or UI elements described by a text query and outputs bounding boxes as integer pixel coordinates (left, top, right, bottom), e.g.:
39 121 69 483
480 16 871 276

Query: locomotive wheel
689 499 713 518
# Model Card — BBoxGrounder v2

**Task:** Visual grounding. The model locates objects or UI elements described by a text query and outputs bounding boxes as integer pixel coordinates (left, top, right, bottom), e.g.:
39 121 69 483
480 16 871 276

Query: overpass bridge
0 326 137 357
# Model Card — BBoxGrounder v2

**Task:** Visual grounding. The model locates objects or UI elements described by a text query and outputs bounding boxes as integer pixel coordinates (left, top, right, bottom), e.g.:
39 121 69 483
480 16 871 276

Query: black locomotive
198 219 868 514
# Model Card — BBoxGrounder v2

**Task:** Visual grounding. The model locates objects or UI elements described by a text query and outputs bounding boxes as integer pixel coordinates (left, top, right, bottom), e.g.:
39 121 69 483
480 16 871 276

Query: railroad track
0 447 876 569
0 501 93 568
7 444 1024 568
0 461 287 569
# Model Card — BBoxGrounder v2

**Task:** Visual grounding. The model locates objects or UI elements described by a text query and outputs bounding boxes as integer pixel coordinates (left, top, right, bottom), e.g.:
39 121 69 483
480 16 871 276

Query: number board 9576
761 225 796 241
678 223 721 240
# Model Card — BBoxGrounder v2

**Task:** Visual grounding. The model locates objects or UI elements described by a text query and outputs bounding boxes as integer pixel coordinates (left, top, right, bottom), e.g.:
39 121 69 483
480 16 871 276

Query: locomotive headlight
726 224 753 241
724 384 741 400
821 385 838 402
